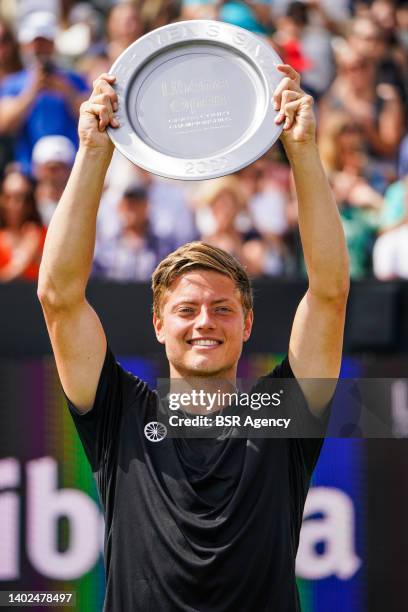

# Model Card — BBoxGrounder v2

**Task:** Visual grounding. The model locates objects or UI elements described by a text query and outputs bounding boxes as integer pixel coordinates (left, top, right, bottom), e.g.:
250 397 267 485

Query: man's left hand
274 64 316 147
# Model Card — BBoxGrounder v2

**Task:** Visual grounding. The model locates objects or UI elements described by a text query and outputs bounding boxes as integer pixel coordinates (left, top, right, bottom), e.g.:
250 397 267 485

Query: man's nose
195 307 216 329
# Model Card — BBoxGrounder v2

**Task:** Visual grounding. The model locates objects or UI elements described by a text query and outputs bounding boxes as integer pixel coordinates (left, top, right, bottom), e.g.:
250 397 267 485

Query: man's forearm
38 147 112 306
285 142 349 298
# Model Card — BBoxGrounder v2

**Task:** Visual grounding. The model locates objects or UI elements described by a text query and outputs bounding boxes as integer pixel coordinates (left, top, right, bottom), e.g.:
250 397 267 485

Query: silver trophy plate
108 20 284 180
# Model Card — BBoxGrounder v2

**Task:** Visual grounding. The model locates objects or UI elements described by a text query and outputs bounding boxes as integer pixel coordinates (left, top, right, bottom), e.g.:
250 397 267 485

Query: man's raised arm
37 74 119 413
274 64 350 415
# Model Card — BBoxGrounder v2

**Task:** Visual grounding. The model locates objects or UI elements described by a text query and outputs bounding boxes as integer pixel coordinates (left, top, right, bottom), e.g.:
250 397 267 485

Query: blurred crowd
0 0 407 283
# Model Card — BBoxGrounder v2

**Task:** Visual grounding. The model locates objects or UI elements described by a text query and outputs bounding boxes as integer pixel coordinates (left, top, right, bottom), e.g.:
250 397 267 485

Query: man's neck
167 369 238 415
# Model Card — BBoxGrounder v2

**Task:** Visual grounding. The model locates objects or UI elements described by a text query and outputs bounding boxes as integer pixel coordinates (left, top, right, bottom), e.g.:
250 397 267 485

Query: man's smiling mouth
187 338 223 347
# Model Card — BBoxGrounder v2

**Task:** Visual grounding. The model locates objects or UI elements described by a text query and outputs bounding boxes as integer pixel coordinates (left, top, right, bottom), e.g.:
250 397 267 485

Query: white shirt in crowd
373 224 408 280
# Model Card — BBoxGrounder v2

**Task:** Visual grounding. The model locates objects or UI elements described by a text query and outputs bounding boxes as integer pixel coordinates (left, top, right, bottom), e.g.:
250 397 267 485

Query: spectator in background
78 52 111 91
318 112 384 278
273 1 334 98
319 112 386 200
373 177 408 280
273 2 313 75
319 43 405 175
238 154 291 274
0 0 405 286
347 16 406 99
369 0 401 39
194 176 256 257
194 176 283 276
138 169 198 247
97 162 197 248
395 2 408 51
181 0 274 34
377 133 408 233
58 3 106 60
272 0 351 24
355 0 408 60
0 169 46 282
180 0 219 21
139 0 181 31
0 18 21 81
218 0 274 34
79 3 143 88
106 2 143 63
0 11 88 173
93 185 176 282
32 135 76 226
0 19 22 179
398 134 408 183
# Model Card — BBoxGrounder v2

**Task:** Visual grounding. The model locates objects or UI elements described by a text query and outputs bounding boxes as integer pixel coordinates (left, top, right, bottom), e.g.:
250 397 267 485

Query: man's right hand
78 73 119 152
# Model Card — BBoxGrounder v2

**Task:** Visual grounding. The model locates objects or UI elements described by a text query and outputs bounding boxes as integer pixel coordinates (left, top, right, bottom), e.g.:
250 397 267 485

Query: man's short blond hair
152 241 253 317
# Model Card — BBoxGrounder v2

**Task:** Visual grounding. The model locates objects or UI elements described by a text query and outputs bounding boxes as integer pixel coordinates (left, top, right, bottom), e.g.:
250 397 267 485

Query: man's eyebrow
211 298 234 305
171 298 234 309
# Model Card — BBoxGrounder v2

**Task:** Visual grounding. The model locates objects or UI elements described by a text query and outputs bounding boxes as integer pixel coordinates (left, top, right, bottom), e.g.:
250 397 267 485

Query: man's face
153 270 253 380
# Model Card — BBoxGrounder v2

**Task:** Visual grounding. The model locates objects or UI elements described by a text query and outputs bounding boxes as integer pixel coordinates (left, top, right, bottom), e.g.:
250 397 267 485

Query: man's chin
175 359 232 379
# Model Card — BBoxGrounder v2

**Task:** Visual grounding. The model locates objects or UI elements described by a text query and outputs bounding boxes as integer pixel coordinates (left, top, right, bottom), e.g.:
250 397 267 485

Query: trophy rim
107 20 283 181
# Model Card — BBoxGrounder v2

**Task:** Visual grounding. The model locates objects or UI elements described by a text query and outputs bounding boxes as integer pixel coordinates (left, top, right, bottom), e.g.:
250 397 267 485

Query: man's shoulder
86 346 154 414
112 352 154 396
248 355 294 395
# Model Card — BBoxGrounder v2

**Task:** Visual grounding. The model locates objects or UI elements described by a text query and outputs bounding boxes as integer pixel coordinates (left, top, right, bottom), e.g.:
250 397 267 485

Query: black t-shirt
66 347 330 612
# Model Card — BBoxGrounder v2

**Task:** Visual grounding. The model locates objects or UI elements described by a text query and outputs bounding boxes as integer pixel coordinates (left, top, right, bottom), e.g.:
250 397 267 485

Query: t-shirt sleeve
266 355 332 475
65 345 147 473
266 355 333 537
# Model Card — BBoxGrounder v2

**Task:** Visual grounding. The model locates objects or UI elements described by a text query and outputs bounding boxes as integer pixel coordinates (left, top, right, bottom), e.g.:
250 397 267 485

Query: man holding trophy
37 21 349 612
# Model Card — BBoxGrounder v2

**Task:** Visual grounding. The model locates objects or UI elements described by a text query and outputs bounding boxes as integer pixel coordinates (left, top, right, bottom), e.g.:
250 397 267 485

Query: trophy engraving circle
107 20 284 180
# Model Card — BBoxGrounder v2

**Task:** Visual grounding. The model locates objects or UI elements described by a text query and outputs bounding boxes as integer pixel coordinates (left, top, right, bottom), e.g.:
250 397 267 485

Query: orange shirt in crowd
0 225 47 281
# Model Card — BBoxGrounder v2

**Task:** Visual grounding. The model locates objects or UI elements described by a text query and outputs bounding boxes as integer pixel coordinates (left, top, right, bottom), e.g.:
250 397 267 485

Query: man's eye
179 308 194 314
216 307 231 313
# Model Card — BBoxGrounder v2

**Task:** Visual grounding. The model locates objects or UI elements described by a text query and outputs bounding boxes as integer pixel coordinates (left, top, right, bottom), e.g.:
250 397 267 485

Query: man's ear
153 312 165 344
243 309 254 342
